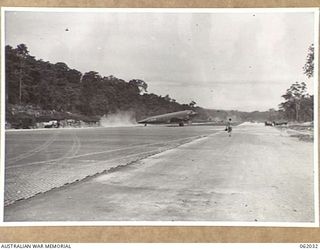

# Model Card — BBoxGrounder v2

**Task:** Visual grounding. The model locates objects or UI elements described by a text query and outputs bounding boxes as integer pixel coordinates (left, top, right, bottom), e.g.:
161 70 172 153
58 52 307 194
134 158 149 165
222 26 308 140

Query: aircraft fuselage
138 110 197 126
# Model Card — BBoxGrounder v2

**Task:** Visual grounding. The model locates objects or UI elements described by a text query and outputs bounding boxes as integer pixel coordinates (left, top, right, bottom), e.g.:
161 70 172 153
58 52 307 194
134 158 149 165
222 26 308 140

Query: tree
80 71 102 115
189 100 196 108
164 94 171 102
267 108 279 121
300 95 313 121
279 82 310 121
129 79 148 94
5 45 20 104
303 44 314 78
16 44 29 56
15 44 29 104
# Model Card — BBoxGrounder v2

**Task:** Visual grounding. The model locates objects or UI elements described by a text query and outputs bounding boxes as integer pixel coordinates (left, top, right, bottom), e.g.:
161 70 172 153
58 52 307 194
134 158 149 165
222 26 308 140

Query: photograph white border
0 7 319 228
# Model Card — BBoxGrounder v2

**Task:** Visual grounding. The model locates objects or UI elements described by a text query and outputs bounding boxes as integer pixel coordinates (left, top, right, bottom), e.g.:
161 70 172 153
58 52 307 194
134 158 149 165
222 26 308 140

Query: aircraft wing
138 110 197 126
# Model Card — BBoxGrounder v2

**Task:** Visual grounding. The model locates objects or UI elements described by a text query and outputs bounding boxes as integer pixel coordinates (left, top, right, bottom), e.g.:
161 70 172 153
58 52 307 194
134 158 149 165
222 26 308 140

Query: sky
5 9 316 111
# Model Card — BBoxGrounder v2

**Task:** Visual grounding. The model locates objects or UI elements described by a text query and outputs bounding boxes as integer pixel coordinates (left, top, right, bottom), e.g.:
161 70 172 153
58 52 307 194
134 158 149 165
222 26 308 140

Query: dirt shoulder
276 122 314 142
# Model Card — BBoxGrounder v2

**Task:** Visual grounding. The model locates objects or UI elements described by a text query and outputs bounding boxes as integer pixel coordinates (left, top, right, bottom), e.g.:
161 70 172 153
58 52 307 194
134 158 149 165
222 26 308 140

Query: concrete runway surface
4 126 219 206
4 124 315 223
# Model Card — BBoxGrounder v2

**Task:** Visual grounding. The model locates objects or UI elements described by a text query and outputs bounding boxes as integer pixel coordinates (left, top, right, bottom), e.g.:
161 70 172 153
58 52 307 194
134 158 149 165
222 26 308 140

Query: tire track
54 132 81 165
6 131 60 164
4 133 207 207
7 133 210 169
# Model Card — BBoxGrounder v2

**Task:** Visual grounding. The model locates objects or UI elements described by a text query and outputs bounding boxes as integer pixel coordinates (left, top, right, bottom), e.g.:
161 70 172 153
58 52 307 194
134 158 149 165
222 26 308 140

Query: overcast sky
5 10 316 111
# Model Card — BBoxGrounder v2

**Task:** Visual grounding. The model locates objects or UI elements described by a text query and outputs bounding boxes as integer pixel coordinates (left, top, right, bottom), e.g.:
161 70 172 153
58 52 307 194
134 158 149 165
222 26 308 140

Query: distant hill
193 107 283 123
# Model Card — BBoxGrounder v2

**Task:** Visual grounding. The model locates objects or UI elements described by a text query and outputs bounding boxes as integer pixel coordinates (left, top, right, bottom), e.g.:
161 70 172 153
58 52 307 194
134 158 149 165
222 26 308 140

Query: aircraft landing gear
179 122 184 127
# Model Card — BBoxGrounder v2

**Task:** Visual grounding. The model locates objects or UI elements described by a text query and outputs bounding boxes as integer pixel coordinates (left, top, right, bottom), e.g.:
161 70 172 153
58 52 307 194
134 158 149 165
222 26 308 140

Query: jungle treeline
5 44 192 122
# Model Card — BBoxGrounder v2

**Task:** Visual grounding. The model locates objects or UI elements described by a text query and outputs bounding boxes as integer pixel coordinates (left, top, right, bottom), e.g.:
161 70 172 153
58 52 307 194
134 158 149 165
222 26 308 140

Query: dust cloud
100 111 138 127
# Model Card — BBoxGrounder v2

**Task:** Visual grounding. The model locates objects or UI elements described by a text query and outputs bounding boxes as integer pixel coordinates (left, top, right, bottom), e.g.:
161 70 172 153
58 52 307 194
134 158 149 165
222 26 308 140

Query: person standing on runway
226 118 232 137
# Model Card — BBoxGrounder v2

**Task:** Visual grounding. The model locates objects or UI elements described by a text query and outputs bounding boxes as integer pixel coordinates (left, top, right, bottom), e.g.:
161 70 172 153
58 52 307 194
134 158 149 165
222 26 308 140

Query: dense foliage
5 44 188 121
279 82 313 122
303 44 314 78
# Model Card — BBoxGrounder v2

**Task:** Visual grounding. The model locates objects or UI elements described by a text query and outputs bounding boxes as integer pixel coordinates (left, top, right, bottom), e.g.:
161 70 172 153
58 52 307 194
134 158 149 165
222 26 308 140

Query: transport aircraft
138 110 197 126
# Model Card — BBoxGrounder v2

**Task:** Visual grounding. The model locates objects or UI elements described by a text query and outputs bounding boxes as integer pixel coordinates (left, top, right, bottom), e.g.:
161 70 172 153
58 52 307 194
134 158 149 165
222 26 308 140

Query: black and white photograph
1 8 318 226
